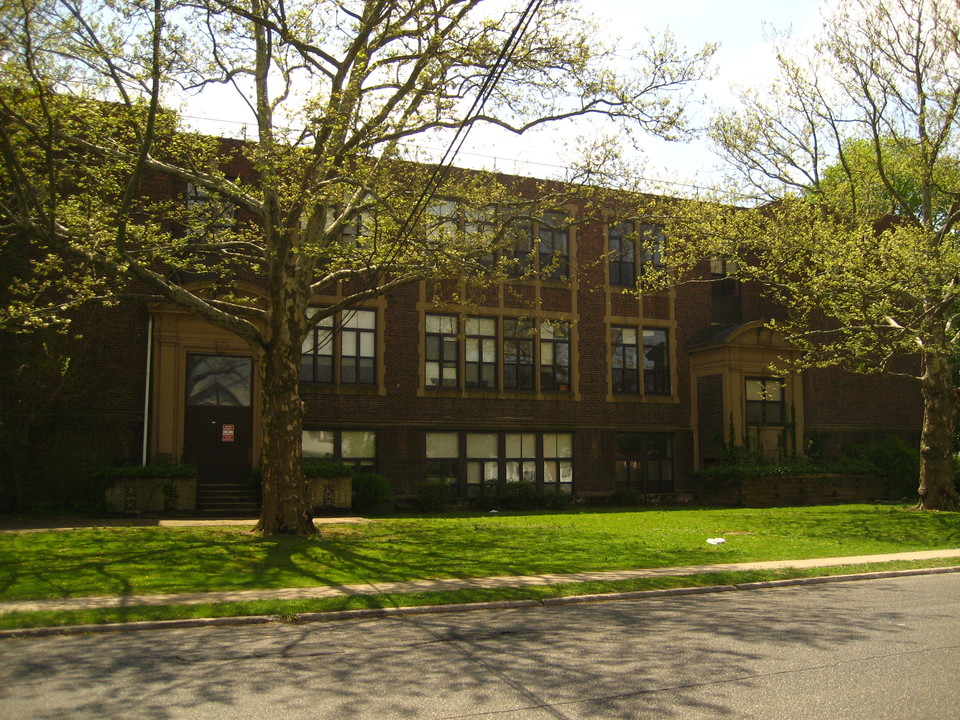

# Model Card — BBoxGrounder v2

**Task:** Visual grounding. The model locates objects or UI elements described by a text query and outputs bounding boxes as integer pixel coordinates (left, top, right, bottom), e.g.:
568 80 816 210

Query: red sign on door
222 424 235 442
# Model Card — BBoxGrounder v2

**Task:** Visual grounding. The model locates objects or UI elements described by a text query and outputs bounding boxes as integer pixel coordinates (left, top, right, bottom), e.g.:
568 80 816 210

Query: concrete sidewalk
3 548 960 616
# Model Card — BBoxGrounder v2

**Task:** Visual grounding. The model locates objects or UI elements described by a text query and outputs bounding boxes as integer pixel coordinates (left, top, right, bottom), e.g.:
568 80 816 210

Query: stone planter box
307 475 352 510
693 472 889 508
104 475 198 514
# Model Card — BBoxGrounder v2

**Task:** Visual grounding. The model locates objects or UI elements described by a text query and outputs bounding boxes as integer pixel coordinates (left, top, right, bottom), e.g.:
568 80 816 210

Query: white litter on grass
706 537 726 545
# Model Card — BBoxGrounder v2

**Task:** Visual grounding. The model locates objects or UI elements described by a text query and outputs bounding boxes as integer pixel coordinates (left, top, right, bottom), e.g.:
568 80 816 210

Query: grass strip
1 558 957 632
2 505 959 602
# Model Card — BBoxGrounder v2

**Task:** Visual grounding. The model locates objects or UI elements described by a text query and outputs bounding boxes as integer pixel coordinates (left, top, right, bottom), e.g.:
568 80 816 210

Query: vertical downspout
141 314 154 466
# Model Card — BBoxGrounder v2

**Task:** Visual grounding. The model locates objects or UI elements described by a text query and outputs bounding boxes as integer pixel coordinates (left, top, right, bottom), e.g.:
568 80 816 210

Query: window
615 433 674 493
301 308 377 385
611 327 639 393
466 433 499 498
186 355 252 407
426 432 460 496
464 317 497 388
609 220 637 286
611 326 670 396
505 212 569 279
425 314 460 388
643 329 670 395
710 257 742 324
538 211 569 279
541 433 574 493
186 182 235 234
540 321 571 392
426 431 574 499
505 218 534 278
426 199 460 244
505 433 537 484
639 223 666 271
745 377 785 425
503 318 535 390
303 429 377 472
427 315 571 393
608 221 665 284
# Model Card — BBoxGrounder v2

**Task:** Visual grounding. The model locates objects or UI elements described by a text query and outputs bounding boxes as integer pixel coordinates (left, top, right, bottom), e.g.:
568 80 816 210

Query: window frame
608 220 638 286
611 325 671 397
539 320 571 392
745 376 786 426
426 430 574 499
615 433 675 494
300 308 378 387
302 428 377 473
638 223 666 272
185 182 236 234
642 328 671 396
611 326 640 394
503 318 535 391
464 317 498 389
425 313 460 389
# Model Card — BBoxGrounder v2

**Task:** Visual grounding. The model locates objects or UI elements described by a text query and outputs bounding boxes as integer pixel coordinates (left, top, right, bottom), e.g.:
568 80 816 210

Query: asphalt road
2 573 959 719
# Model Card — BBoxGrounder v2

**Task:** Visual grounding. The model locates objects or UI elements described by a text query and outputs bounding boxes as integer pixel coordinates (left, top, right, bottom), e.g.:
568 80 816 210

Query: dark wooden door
183 355 253 485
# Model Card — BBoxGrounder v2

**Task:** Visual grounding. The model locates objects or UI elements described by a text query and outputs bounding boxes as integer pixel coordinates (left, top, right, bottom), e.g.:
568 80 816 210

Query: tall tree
0 0 712 532
667 0 960 509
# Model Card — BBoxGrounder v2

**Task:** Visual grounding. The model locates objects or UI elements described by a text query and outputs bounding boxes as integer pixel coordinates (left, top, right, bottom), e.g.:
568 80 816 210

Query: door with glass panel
183 354 253 485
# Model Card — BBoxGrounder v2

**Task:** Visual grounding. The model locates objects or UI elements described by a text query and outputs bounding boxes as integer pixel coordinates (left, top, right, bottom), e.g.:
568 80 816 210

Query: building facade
4 161 924 511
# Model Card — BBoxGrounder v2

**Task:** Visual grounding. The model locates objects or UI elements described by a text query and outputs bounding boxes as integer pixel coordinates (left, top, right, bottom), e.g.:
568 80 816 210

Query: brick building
3 157 923 511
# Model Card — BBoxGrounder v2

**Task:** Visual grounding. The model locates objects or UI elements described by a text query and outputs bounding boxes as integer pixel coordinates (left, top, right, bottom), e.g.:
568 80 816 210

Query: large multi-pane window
611 327 640 393
186 182 235 235
503 318 535 390
301 308 377 385
539 321 571 392
615 433 674 493
425 432 460 488
608 221 666 285
464 317 497 389
505 212 570 279
745 377 785 425
427 315 571 393
426 431 574 499
609 220 637 286
538 211 569 279
425 314 460 388
611 326 670 396
505 218 534 278
541 433 574 493
639 223 666 270
643 329 670 395
303 429 377 472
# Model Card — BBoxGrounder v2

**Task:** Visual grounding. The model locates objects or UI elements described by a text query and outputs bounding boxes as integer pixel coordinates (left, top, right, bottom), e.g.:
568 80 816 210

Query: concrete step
196 483 261 516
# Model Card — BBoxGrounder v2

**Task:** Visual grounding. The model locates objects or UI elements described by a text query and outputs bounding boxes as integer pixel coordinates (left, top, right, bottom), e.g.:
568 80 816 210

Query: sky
447 0 832 192
180 0 832 193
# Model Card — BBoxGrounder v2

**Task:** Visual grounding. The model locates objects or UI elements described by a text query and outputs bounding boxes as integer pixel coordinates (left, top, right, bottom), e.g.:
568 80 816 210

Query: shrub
609 488 641 506
842 436 919 498
351 472 393 514
474 481 570 511
414 478 449 512
301 459 353 478
482 481 540 510
540 489 573 510
92 464 196 481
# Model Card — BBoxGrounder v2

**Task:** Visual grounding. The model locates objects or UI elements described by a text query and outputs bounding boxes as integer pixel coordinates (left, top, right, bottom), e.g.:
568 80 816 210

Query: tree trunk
915 354 959 511
255 343 316 535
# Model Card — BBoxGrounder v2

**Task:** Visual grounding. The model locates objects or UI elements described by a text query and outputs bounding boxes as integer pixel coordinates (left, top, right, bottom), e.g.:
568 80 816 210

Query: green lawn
2 504 959 603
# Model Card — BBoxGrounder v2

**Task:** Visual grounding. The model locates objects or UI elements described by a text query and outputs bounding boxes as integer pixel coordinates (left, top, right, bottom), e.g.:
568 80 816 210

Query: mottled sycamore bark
916 351 959 511
254 331 315 536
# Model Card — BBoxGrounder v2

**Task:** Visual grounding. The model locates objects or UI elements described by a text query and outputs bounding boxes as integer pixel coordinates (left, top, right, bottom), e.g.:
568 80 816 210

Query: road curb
3 564 959 640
